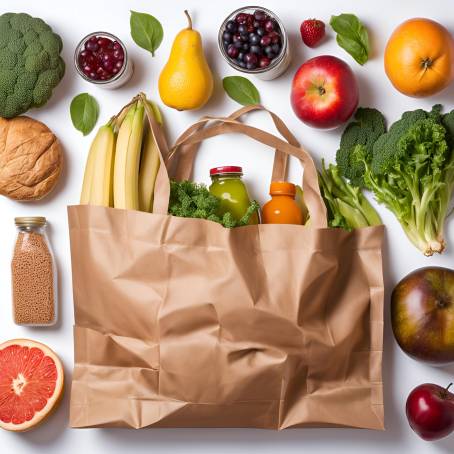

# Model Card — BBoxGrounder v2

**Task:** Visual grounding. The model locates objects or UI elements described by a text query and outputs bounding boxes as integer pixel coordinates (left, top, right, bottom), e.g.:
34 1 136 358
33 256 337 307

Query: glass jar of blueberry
218 7 290 81
74 32 133 89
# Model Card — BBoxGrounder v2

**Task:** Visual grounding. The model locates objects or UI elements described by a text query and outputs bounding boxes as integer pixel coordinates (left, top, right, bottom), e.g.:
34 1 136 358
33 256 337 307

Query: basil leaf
330 14 370 65
223 76 260 106
70 93 99 136
130 10 163 56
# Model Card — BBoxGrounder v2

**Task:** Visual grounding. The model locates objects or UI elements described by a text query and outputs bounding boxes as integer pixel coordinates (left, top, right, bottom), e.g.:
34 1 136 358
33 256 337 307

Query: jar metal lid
210 166 243 176
15 217 47 227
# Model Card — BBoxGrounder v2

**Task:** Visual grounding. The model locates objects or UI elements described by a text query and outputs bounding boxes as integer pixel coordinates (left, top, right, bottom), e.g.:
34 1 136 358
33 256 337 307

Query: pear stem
184 10 192 29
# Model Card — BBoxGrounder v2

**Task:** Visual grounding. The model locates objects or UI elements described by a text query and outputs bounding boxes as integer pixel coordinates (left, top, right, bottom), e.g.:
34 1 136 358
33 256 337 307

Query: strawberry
300 19 325 47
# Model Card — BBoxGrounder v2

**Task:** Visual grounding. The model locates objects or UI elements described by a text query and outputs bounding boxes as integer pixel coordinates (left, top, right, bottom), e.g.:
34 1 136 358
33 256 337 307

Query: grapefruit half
0 339 64 431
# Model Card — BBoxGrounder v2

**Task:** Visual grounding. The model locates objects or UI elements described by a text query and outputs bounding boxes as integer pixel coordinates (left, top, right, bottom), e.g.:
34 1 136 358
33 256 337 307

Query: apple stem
447 383 453 392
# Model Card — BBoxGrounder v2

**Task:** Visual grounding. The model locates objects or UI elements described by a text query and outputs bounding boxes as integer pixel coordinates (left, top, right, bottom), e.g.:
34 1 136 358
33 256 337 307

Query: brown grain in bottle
11 231 55 324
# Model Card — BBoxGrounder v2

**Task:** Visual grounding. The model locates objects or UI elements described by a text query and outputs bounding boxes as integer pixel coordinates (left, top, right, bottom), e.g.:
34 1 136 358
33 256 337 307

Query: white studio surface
0 0 453 453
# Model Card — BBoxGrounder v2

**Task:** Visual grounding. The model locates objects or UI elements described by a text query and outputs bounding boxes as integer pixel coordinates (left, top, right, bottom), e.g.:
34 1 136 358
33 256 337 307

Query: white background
0 0 453 453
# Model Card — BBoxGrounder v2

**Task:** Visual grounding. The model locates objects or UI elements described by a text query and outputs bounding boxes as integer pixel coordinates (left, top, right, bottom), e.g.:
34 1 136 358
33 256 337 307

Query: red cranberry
115 61 123 69
264 20 275 32
235 13 248 24
97 37 112 48
259 56 271 68
268 31 280 44
113 49 124 60
260 35 271 46
244 53 258 65
227 44 239 58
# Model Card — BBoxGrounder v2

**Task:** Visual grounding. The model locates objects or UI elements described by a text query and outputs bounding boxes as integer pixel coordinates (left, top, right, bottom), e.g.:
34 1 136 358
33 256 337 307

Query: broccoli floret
336 108 386 187
0 13 65 118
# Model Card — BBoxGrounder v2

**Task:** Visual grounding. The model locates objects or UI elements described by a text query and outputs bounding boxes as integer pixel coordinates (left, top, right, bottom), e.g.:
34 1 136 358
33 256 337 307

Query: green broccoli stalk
168 180 259 228
318 161 381 230
0 13 65 118
341 105 454 256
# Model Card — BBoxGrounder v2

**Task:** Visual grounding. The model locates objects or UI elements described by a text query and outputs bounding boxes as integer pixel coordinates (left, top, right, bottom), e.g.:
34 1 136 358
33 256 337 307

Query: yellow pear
159 11 214 111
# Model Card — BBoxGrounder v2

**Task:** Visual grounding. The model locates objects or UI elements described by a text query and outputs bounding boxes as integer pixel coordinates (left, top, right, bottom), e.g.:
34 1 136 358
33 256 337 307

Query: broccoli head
0 13 65 118
336 108 385 187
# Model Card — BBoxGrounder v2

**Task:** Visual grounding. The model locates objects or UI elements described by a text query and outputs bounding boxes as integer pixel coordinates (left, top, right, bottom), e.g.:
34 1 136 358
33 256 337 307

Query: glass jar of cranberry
74 32 133 89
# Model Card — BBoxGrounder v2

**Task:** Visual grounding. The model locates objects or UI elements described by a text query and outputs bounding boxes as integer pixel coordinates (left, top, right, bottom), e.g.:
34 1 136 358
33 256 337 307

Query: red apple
290 55 359 129
391 267 454 365
406 383 454 441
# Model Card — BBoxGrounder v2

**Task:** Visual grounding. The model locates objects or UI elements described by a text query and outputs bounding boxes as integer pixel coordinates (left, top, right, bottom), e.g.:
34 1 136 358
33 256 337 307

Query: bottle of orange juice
262 181 303 225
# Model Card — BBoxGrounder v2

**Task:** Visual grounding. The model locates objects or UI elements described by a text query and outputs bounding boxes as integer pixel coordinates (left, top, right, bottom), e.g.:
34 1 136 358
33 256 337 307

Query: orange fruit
0 339 64 431
384 18 454 97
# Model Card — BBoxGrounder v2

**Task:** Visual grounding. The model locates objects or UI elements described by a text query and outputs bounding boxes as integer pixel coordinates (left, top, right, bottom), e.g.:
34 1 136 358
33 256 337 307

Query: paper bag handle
154 106 328 228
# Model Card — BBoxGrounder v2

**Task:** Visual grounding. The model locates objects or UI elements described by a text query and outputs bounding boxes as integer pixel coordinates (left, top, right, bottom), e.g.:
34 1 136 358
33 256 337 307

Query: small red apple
406 383 454 441
290 55 359 129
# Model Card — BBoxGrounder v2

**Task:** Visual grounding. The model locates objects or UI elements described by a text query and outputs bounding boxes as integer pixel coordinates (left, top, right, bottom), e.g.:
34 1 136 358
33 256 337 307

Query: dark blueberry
260 35 271 47
246 62 257 70
253 20 261 28
235 13 248 24
244 53 258 65
267 51 276 59
249 33 260 45
250 45 261 54
227 44 239 59
238 24 247 34
264 45 273 55
226 20 237 32
232 34 242 43
238 60 247 68
223 40 230 48
234 40 243 49
237 51 245 61
223 31 232 42
254 10 267 21
257 27 266 36
242 42 250 51
259 56 271 68
264 19 275 32
272 43 281 54
240 33 249 42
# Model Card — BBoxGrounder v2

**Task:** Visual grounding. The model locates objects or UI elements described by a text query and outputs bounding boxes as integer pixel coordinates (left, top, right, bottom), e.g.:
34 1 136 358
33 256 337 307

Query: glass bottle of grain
11 217 57 326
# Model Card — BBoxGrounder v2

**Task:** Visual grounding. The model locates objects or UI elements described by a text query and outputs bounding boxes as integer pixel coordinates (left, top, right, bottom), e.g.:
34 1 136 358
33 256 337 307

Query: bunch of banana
80 94 163 212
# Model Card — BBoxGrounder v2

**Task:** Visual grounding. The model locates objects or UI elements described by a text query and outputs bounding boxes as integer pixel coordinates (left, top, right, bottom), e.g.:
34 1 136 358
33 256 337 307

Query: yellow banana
139 102 162 212
113 101 145 210
80 124 115 205
89 124 116 207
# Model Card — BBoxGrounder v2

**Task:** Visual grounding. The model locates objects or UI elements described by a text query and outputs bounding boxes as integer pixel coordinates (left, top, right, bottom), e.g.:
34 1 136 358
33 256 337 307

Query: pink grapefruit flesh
0 339 64 431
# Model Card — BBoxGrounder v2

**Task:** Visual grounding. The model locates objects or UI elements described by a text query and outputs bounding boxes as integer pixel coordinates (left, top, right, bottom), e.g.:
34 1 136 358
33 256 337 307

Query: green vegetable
336 108 386 187
70 93 99 136
222 76 260 106
319 161 381 230
338 104 454 255
169 180 259 228
0 12 65 118
329 13 370 65
130 11 163 57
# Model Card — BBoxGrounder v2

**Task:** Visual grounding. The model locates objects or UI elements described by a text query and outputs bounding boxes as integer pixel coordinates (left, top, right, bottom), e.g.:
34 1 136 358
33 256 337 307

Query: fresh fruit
221 9 283 70
406 383 454 441
300 19 325 47
391 267 454 364
0 339 64 432
384 18 454 97
139 102 162 212
159 11 214 111
78 34 125 81
113 101 145 210
290 55 359 129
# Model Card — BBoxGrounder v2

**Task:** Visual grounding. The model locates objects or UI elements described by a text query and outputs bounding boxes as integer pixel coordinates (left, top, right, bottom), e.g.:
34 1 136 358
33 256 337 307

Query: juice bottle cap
210 166 243 176
269 181 296 196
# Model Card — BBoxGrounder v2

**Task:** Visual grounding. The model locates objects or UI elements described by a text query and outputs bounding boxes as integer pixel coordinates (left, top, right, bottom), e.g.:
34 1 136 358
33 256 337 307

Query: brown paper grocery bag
68 106 384 430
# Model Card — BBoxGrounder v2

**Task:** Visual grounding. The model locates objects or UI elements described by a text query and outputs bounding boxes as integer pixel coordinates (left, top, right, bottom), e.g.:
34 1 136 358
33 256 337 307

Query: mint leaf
70 93 99 136
222 76 260 106
330 14 370 65
130 11 163 56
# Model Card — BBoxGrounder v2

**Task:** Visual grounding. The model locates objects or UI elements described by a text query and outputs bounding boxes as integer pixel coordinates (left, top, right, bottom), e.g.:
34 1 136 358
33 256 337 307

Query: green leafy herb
169 180 259 228
70 93 99 136
222 76 260 106
329 13 370 65
130 10 163 56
